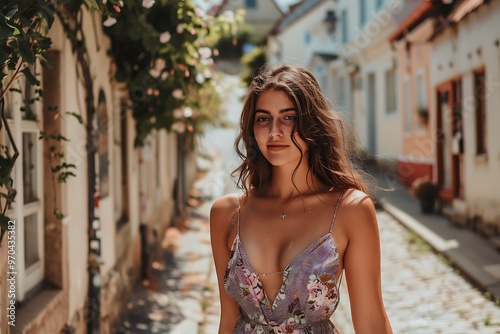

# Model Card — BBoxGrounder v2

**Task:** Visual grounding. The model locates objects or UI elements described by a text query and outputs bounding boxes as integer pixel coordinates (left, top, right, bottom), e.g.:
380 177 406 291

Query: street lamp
323 10 338 34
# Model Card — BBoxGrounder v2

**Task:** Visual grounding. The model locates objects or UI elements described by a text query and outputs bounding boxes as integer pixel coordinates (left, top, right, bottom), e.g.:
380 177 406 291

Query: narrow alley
114 73 500 334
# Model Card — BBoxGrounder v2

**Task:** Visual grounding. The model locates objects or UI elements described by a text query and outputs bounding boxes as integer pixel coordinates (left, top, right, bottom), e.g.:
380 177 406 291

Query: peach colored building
390 1 436 188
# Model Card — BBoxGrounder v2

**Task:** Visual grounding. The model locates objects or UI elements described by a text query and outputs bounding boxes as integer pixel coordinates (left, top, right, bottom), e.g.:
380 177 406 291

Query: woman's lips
267 145 288 152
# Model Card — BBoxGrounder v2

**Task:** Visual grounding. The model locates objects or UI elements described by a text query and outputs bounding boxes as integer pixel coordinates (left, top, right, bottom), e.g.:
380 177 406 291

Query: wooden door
436 79 464 201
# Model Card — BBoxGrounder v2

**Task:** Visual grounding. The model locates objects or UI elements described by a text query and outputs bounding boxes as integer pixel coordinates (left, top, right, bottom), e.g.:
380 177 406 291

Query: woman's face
253 90 307 166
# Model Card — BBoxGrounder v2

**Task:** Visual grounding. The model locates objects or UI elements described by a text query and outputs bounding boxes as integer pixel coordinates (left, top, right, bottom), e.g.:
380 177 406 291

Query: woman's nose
269 120 284 137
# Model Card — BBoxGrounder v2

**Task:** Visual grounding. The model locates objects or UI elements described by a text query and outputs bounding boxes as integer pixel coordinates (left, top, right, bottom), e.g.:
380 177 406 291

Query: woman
210 65 393 333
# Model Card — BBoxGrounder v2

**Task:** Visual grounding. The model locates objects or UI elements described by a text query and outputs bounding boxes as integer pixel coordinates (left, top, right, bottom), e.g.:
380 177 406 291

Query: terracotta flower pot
419 115 428 126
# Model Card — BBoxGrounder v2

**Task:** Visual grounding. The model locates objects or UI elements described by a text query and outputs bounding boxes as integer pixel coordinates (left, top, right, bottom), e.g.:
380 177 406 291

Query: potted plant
411 177 438 214
416 106 429 126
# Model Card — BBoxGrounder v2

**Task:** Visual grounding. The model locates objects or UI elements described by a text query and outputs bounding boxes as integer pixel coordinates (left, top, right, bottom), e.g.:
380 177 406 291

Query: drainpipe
87 128 101 334
139 223 149 279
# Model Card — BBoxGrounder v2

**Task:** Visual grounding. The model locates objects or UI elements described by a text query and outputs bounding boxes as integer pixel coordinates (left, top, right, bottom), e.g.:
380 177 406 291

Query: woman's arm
343 190 393 333
210 194 241 334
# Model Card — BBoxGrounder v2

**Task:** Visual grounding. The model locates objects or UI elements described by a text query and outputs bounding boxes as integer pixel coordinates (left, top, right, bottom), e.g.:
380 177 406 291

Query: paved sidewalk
370 166 500 302
113 208 215 334
113 148 224 334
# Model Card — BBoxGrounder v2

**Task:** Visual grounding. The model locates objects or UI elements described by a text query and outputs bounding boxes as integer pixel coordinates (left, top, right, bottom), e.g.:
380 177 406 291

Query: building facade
259 0 500 242
0 9 194 334
390 0 437 187
328 0 402 169
266 0 339 67
428 0 500 237
215 0 283 40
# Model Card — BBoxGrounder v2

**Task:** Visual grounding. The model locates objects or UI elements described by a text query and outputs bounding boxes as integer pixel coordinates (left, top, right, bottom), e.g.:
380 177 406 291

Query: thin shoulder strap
329 190 345 233
236 194 241 236
337 269 344 288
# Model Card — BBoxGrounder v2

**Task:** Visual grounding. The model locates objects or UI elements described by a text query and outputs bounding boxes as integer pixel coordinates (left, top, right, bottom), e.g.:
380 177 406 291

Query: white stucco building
429 0 500 235
215 0 283 40
266 0 339 67
328 0 402 169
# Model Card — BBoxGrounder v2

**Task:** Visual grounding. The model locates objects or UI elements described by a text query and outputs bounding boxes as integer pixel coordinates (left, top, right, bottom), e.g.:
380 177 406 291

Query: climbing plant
103 0 244 145
0 0 244 241
0 0 57 238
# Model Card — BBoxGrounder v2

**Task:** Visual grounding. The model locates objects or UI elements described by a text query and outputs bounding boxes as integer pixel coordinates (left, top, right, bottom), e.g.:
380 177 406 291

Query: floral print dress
224 193 344 334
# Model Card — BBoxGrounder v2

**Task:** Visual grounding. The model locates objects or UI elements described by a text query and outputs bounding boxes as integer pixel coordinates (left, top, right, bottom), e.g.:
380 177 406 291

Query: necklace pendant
280 213 286 219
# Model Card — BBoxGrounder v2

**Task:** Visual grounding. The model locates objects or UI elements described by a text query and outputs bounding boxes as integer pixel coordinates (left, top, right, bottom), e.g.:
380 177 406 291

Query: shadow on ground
113 213 213 334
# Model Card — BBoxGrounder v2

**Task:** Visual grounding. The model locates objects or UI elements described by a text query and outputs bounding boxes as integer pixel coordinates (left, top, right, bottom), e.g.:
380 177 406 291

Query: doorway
436 79 464 201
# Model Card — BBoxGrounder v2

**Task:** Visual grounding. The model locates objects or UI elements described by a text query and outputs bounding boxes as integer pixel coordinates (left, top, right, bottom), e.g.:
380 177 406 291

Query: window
338 75 345 104
3 75 44 301
416 71 427 108
474 69 487 155
113 98 129 225
385 67 397 113
23 132 38 204
22 68 37 121
304 32 311 45
416 71 428 129
404 79 412 132
360 0 367 26
246 0 257 9
341 10 348 43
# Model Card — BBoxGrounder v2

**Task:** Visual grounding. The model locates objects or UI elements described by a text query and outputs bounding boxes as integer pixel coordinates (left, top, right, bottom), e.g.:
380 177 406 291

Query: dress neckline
235 232 337 308
231 190 345 308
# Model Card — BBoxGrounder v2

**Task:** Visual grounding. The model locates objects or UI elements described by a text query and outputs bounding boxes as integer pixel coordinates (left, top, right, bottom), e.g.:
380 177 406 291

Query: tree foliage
0 0 244 236
241 45 266 87
103 0 244 145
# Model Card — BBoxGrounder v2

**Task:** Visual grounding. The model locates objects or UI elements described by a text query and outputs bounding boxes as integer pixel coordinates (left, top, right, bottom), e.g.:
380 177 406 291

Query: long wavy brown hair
232 65 369 196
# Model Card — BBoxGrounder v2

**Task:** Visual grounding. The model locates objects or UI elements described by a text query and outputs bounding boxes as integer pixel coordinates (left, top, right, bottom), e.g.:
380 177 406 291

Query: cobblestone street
113 178 500 334
332 211 500 334
202 211 500 334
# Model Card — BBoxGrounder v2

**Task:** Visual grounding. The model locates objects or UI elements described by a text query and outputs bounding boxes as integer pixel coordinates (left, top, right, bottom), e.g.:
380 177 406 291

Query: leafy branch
0 0 245 247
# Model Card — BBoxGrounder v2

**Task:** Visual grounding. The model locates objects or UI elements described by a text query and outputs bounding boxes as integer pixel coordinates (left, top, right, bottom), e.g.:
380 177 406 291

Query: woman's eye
284 115 297 121
256 116 269 122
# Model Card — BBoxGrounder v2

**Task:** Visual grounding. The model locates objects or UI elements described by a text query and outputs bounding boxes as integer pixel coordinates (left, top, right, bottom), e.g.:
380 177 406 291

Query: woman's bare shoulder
339 189 377 227
211 193 240 212
341 189 373 206
210 193 240 226
210 193 241 250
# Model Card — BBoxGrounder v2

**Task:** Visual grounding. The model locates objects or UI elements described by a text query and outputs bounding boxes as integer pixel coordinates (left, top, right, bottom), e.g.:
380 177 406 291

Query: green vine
102 0 244 145
0 0 56 240
0 0 244 245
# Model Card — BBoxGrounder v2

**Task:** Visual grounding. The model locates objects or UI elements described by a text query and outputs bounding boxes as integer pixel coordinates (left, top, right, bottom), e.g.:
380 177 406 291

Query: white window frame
5 76 44 302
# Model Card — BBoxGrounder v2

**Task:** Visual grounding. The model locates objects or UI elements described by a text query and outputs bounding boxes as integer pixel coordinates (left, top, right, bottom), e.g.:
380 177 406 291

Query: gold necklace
280 195 299 219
